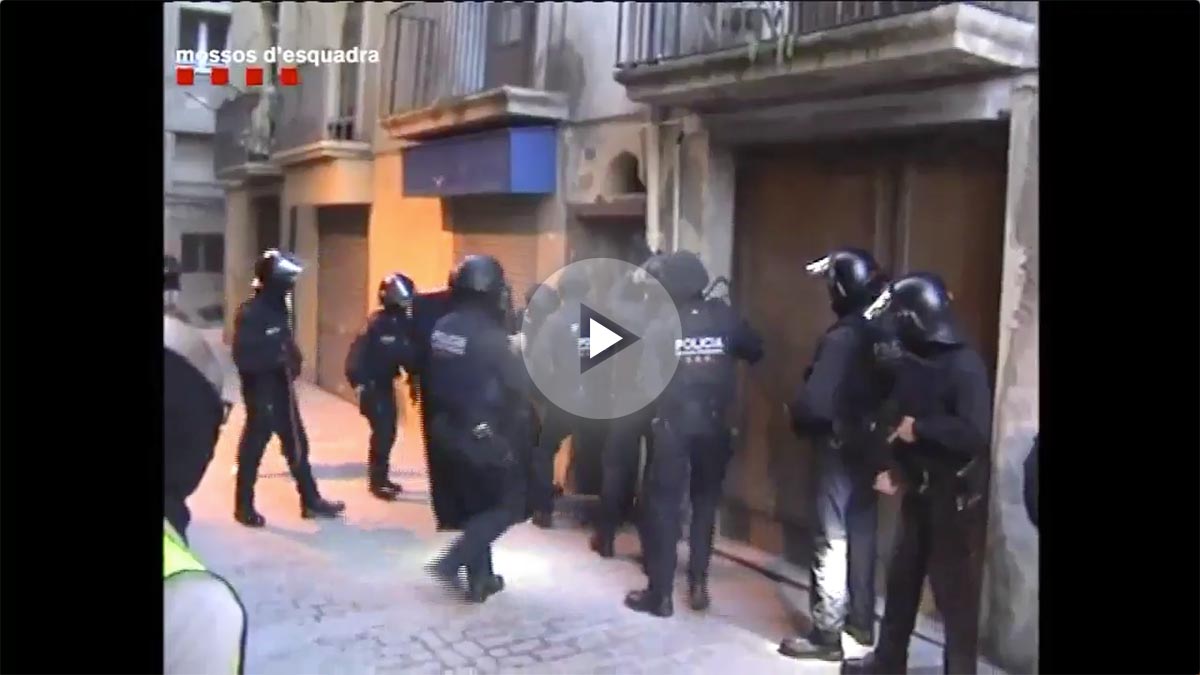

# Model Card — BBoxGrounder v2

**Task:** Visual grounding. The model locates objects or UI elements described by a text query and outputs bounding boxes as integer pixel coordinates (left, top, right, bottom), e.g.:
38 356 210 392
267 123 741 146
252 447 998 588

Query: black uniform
232 250 344 526
590 255 670 558
781 249 890 660
527 266 596 527
844 273 992 675
346 306 416 498
425 255 531 603
627 251 764 617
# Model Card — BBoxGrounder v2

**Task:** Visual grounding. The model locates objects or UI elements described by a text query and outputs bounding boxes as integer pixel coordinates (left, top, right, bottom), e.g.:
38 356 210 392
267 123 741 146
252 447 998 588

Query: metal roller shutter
446 196 542 297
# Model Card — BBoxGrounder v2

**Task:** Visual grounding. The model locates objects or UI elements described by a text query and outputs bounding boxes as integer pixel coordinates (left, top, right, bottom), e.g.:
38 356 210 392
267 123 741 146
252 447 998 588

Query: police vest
673 300 736 391
163 521 247 674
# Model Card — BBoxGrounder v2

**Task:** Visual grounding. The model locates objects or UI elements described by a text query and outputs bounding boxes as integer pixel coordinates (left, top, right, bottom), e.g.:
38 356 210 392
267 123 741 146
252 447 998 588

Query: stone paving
185 338 987 674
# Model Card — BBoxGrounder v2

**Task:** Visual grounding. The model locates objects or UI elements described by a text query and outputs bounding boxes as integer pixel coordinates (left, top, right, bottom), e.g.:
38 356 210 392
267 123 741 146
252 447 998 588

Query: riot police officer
346 273 418 501
780 248 889 661
424 255 531 604
842 272 992 675
626 250 764 617
527 265 594 529
231 249 345 526
590 253 669 559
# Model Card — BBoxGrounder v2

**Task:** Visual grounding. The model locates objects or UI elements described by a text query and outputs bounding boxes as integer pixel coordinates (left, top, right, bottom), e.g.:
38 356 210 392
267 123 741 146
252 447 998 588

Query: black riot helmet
661 250 710 302
525 283 561 325
805 248 887 317
253 248 304 292
863 272 964 347
379 272 416 311
164 314 232 536
450 254 508 315
557 264 590 301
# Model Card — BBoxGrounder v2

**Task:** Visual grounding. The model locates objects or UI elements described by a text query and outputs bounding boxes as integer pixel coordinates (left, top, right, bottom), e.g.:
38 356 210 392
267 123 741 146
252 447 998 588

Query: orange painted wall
367 150 454 469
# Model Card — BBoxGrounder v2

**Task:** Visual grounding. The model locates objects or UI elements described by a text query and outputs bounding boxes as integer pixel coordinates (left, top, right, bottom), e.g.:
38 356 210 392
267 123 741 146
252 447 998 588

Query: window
178 9 231 72
181 233 225 274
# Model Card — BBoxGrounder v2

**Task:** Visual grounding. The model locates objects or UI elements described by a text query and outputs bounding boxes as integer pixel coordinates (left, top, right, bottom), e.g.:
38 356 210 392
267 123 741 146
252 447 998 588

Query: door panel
484 2 536 89
733 150 887 526
317 205 370 404
900 134 1007 376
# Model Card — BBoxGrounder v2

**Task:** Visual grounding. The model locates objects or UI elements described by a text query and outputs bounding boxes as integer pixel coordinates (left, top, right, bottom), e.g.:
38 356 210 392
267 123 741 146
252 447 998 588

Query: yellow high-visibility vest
163 521 246 674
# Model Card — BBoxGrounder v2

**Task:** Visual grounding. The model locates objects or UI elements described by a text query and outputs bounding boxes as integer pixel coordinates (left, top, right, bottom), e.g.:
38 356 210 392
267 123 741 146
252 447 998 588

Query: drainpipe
671 126 682 253
644 117 662 254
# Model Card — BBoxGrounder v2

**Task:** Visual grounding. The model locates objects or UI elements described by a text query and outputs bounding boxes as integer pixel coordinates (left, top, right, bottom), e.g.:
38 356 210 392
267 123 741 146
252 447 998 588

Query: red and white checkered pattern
175 66 299 86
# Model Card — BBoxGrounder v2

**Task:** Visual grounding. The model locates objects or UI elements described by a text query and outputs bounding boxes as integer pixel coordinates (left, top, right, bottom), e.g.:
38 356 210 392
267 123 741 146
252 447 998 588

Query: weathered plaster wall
662 116 736 280
981 73 1039 674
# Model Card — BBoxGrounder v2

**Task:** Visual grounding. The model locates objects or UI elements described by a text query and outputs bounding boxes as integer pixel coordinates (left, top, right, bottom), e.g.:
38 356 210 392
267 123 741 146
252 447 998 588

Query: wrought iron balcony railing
615 1 1036 69
214 91 274 176
273 62 365 154
383 2 539 116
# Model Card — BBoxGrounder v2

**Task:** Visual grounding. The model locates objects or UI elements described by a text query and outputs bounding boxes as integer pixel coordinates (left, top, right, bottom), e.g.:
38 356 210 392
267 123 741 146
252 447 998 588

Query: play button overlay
521 258 682 420
580 304 639 373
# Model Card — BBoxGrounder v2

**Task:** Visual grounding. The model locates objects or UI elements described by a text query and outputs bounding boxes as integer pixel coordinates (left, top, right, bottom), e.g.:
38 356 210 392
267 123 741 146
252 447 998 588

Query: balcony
272 62 371 167
213 91 282 184
380 2 569 141
612 1 1037 109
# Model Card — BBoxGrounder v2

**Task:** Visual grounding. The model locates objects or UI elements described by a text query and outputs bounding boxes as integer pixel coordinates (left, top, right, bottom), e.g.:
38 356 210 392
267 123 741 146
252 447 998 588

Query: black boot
234 490 265 528
424 558 463 597
844 621 876 648
467 575 506 603
687 577 711 611
778 630 844 661
369 474 402 501
301 497 346 519
624 589 673 618
590 531 615 558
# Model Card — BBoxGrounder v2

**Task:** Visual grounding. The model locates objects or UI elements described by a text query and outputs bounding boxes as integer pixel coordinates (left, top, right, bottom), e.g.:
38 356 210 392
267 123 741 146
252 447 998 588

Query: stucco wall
981 73 1039 674
539 3 643 123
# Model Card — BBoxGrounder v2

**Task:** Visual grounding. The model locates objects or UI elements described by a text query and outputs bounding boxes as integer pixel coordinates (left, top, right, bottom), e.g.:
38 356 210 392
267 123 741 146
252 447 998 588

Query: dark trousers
810 443 879 640
441 466 524 583
236 378 321 506
643 419 733 597
596 404 655 540
531 408 575 514
360 381 398 483
875 491 986 674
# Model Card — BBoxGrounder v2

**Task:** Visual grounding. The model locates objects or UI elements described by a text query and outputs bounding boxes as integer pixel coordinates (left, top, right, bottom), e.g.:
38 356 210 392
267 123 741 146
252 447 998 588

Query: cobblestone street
186 336 971 674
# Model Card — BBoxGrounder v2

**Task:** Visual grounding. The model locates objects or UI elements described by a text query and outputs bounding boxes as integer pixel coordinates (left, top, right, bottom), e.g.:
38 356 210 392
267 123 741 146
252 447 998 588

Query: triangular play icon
580 304 640 374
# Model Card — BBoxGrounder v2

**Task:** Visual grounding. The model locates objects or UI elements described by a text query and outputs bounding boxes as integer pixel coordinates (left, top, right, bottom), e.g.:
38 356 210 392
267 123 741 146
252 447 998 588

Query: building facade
609 2 1039 671
164 1 233 323
215 2 1039 670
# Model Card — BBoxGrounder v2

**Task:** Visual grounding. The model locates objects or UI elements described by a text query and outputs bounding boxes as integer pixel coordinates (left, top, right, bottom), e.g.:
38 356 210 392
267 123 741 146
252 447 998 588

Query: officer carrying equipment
423 255 533 604
627 250 764 618
231 249 345 527
843 272 992 675
163 310 247 674
590 253 671 560
527 263 595 529
780 248 889 661
346 273 418 500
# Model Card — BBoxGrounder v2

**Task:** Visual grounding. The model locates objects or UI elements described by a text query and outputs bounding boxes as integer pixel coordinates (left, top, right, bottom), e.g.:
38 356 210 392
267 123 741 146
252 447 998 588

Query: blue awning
402 126 557 197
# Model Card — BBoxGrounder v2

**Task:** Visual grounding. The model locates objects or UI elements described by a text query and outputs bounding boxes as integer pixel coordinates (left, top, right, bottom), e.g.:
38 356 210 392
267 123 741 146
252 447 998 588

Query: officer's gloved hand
873 339 906 372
